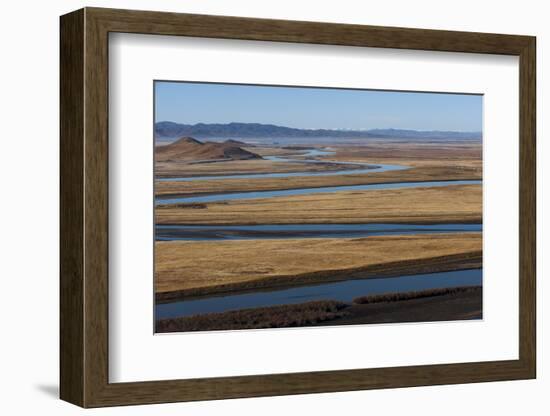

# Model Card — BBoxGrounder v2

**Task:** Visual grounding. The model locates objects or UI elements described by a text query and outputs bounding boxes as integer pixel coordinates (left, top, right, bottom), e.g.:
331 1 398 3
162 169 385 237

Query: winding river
155 147 482 318
156 223 482 241
156 148 480 204
157 148 409 182
156 269 482 319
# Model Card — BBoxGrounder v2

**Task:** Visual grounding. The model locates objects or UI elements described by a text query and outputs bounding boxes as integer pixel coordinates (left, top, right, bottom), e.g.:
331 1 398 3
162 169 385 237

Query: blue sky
155 81 482 132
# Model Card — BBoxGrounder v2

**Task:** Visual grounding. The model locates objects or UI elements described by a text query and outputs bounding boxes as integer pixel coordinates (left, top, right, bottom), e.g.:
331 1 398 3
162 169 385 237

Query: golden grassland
155 233 482 299
155 158 361 178
154 142 481 179
154 141 483 306
326 140 482 163
156 184 482 225
155 164 480 198
155 142 481 196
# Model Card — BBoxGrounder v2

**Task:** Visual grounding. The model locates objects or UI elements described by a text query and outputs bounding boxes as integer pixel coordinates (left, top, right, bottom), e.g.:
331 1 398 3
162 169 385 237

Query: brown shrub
156 300 349 333
353 285 480 305
157 202 207 209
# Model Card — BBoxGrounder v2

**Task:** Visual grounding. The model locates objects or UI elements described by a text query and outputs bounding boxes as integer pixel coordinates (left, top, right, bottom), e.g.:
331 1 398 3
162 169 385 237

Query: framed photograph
60 7 536 408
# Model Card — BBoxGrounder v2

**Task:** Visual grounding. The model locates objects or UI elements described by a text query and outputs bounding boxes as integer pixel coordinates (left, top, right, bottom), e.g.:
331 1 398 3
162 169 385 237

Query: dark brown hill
156 137 261 162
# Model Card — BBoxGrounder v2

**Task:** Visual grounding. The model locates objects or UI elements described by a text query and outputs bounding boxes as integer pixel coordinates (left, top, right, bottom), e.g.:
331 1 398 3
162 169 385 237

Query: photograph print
153 81 483 333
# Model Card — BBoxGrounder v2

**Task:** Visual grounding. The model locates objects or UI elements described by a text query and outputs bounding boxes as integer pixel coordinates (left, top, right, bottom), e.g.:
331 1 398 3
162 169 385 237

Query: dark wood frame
60 7 536 408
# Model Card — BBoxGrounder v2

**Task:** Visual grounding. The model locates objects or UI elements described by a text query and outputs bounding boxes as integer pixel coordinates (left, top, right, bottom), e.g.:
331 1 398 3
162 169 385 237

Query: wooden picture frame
60 7 536 408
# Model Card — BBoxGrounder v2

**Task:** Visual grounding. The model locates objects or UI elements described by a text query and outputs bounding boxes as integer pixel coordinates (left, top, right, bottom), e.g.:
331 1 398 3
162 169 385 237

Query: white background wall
0 0 546 414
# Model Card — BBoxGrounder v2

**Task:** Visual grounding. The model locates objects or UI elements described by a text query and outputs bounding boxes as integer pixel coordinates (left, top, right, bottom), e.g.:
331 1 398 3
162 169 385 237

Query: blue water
156 223 482 241
156 269 482 319
156 163 408 182
157 179 481 205
154 147 483 322
156 147 408 182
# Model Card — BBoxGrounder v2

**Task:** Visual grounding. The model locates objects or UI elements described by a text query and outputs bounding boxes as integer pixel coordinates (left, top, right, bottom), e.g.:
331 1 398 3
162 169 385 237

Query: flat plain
155 233 482 298
156 184 481 225
154 138 483 331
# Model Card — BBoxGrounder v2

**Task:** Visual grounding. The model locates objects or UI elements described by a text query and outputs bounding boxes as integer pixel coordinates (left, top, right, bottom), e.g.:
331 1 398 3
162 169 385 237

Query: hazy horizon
155 81 483 132
155 120 482 134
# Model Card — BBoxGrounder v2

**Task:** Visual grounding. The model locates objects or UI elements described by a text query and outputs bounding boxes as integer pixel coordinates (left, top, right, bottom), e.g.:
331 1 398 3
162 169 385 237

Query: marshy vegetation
154 139 484 331
156 285 482 333
353 286 481 304
156 300 348 332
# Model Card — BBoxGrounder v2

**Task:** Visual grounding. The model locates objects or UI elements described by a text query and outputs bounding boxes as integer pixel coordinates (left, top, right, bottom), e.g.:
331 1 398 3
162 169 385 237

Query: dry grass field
154 139 483 328
155 157 364 178
155 232 482 299
155 164 480 198
155 142 481 179
327 140 482 163
155 142 481 196
156 184 482 225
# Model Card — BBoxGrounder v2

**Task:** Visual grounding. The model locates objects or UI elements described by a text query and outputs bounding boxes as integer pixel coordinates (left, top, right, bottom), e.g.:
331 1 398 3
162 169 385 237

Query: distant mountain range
156 137 261 162
155 121 482 141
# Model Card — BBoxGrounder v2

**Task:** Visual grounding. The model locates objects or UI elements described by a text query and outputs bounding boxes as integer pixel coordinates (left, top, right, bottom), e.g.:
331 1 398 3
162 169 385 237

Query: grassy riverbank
156 184 482 225
155 164 480 198
155 141 481 179
155 233 482 300
156 300 349 332
155 142 482 198
155 156 364 178
154 141 484 331
156 286 481 332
